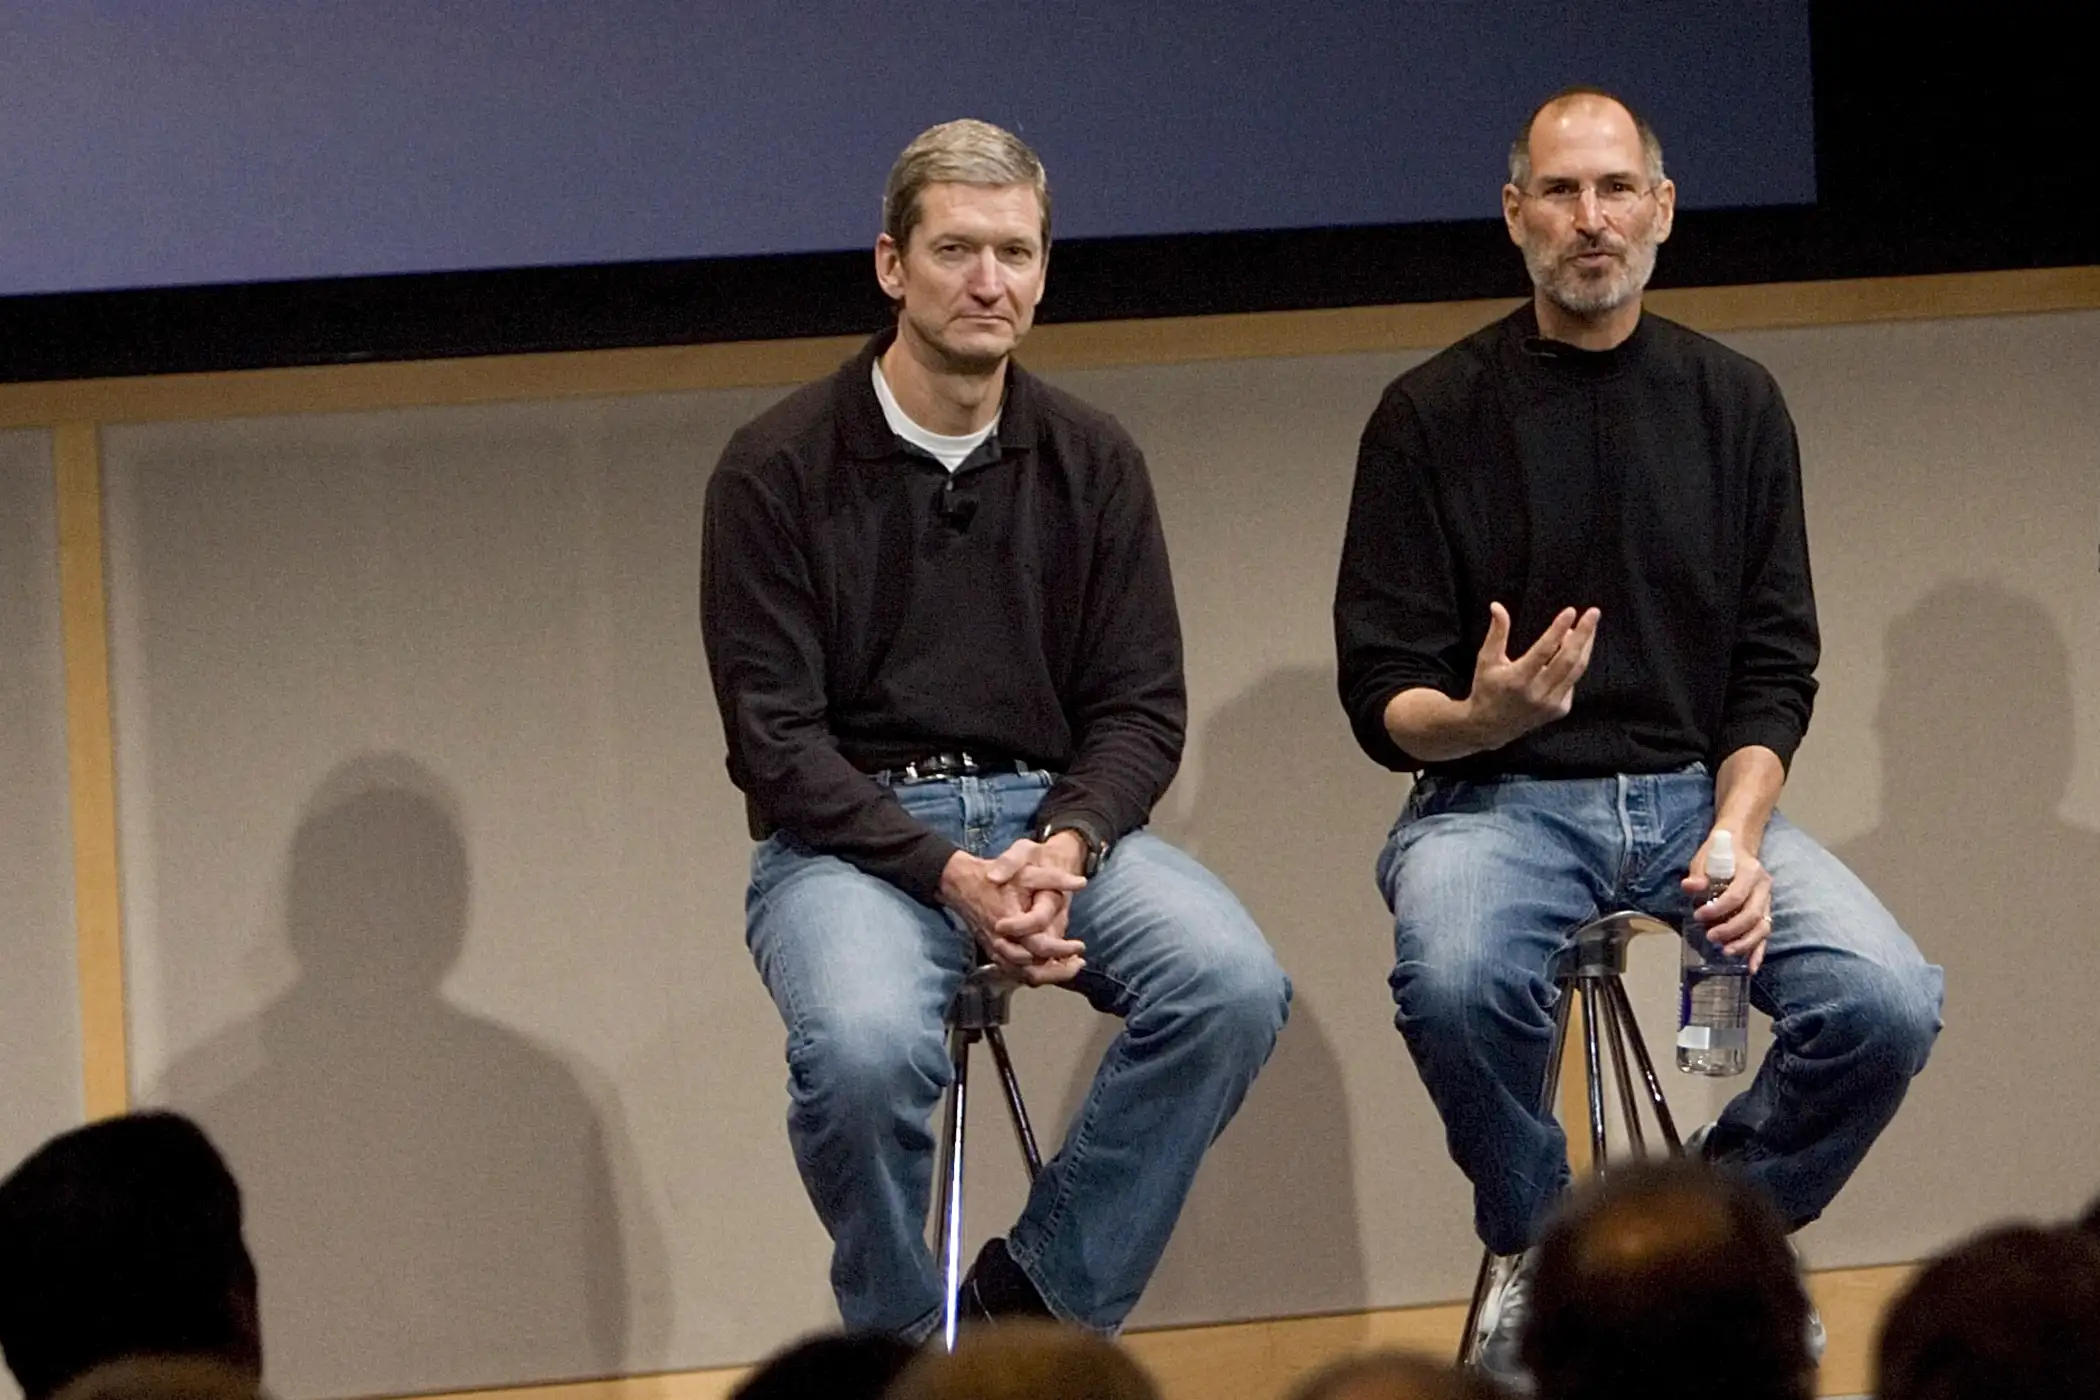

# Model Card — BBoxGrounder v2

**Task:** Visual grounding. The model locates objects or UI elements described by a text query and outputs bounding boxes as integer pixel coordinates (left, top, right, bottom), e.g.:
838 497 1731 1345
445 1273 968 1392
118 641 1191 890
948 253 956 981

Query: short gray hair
1508 87 1665 189
882 119 1051 250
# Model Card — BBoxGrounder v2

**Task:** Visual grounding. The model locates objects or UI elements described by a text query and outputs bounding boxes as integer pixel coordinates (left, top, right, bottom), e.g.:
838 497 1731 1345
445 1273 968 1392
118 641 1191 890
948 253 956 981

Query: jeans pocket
1381 776 1498 879
1402 775 1436 819
748 828 821 897
1378 784 1433 896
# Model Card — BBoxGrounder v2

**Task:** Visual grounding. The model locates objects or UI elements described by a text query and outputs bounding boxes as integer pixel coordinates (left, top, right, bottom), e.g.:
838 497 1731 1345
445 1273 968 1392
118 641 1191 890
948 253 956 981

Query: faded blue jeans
1378 767 1943 1255
747 768 1289 1336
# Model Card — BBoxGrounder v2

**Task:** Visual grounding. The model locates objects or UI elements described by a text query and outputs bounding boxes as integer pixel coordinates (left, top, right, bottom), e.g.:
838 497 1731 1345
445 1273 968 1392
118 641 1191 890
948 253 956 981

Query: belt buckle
897 751 980 783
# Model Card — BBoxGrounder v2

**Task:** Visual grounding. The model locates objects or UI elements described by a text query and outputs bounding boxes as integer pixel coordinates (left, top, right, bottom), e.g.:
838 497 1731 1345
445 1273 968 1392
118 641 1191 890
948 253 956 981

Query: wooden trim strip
1558 993 1595 1177
1644 264 2100 334
53 423 130 1119
375 1263 1907 1400
2 266 2094 429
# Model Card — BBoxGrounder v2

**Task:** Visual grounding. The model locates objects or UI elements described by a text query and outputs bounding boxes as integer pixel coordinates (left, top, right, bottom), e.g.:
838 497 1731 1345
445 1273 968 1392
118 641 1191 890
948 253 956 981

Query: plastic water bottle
1678 829 1750 1076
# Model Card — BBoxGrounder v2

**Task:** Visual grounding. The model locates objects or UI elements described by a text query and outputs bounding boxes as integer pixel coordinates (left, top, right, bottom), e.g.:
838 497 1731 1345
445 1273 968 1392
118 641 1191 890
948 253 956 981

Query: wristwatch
1036 815 1111 876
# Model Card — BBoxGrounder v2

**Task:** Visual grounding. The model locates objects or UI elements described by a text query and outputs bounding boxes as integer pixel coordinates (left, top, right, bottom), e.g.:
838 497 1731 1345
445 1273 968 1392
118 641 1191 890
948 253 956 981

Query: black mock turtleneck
1334 302 1820 778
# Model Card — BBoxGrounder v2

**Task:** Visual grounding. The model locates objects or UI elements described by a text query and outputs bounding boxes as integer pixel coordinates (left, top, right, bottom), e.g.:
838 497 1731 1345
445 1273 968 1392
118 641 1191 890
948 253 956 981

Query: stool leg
1536 972 1577 1115
1456 1248 1499 1367
1580 978 1609 1172
1606 977 1683 1153
984 1026 1042 1179
936 1026 972 1351
1597 984 1647 1157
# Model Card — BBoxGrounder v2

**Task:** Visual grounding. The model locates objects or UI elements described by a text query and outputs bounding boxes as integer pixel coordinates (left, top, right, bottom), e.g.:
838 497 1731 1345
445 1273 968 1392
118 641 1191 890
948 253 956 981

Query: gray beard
1526 236 1659 318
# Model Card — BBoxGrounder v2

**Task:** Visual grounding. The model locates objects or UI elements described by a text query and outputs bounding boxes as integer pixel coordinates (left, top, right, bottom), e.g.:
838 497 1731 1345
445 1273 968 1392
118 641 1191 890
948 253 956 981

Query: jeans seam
899 1301 942 1345
1613 773 1637 893
1002 1237 1092 1332
1072 968 1134 1018
1016 1025 1135 1269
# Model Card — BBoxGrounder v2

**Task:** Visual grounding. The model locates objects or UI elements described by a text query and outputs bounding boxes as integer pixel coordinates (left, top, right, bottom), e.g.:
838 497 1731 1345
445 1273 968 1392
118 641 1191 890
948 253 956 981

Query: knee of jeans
1877 964 1945 1073
1162 943 1291 1055
787 1007 945 1119
1831 961 1944 1077
1391 933 1539 1038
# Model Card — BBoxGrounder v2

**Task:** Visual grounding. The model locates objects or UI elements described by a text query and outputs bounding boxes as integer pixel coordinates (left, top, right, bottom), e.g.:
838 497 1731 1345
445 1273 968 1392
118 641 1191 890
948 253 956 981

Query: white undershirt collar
872 361 998 473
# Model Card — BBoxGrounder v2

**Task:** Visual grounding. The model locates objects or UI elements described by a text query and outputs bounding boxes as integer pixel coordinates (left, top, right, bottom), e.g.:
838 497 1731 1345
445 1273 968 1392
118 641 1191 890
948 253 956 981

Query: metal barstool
1456 911 1686 1366
933 956 1045 1351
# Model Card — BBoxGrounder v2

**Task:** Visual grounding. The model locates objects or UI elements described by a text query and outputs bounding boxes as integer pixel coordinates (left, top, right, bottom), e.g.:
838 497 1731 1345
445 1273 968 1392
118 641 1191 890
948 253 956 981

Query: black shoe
958 1236 1054 1322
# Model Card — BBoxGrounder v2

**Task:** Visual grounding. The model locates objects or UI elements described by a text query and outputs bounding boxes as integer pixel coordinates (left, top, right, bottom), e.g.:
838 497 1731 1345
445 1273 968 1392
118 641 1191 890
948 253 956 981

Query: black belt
856 749 1038 783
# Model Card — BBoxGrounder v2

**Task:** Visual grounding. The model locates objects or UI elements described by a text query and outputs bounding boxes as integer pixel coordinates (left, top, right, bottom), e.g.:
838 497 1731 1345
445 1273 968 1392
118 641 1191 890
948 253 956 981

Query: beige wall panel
1716 309 2100 1264
1044 349 1458 1326
97 307 2099 1400
104 393 818 1398
0 428 85 1183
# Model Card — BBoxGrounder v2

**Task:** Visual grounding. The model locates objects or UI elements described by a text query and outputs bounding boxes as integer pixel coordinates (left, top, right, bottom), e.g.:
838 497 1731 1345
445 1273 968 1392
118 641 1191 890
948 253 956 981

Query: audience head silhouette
1285 1349 1504 1400
729 1330 916 1400
1876 1222 2100 1400
0 1113 262 1400
883 1322 1156 1400
1520 1159 1809 1400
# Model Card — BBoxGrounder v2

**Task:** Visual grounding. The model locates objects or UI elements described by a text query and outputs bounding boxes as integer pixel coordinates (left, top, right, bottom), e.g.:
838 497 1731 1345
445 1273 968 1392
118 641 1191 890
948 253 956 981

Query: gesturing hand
1462 602 1601 751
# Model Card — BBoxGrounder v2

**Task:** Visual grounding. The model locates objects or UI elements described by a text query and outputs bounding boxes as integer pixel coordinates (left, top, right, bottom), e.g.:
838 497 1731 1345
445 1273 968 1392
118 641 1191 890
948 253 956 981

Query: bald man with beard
1333 88 1944 1390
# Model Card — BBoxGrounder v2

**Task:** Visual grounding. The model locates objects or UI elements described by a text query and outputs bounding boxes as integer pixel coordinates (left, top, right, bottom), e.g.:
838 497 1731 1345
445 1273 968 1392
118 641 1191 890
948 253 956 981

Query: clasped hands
938 830 1091 985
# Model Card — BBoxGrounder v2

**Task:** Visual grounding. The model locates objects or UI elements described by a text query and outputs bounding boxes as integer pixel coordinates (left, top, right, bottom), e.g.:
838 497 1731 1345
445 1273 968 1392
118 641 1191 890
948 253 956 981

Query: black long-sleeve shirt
701 330 1186 904
1334 305 1819 778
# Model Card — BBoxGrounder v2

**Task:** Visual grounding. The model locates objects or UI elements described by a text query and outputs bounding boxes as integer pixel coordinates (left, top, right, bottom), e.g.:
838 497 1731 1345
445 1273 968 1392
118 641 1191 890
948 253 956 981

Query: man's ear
874 233 905 300
1501 184 1525 246
1030 245 1050 310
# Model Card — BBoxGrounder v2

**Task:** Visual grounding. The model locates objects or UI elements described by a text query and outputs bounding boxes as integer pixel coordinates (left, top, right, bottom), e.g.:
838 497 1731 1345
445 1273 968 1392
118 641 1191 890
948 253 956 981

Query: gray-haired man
702 119 1289 1338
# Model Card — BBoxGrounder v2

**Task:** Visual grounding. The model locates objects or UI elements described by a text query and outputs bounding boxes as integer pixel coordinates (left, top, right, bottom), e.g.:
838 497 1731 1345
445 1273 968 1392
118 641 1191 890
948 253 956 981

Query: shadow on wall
155 755 665 1399
1060 666 1408 1323
1833 581 2100 1218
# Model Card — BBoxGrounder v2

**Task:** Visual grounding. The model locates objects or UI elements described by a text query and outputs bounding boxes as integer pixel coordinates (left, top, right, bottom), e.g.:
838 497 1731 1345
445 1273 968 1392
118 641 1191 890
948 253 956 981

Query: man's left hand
1682 829 1774 974
982 831 1091 976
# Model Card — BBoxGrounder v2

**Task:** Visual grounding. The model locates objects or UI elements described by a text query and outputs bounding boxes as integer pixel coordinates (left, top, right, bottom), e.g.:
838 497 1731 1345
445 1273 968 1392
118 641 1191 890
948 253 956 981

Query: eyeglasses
1515 180 1660 216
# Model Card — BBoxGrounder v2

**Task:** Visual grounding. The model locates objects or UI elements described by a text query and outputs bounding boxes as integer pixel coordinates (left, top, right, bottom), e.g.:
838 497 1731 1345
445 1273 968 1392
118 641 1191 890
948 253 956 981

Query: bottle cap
1708 830 1736 881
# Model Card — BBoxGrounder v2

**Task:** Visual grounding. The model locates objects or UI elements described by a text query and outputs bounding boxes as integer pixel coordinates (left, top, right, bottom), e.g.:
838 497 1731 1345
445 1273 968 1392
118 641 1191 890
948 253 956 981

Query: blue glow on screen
0 2 1813 296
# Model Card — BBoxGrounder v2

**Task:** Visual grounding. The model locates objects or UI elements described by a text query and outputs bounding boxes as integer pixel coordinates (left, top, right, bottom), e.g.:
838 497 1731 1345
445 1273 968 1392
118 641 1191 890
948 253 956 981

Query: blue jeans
746 768 1289 1336
1378 767 1943 1255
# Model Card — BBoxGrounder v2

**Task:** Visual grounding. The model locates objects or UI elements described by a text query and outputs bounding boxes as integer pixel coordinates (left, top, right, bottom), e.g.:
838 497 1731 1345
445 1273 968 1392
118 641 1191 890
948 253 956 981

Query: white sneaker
1471 1248 1539 1395
1688 1121 1825 1364
1792 1238 1827 1363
